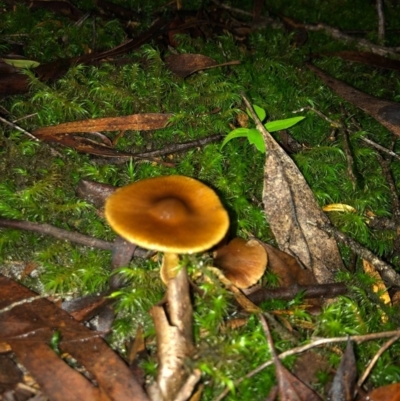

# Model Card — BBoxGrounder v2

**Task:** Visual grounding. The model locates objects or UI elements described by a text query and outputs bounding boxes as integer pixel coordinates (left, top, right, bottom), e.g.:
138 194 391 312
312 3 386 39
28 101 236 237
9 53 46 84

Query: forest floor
1 1 400 400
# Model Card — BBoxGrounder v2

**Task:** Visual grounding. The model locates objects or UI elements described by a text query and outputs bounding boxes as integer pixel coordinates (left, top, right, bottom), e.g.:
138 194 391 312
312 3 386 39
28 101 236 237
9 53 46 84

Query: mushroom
213 238 268 288
105 175 229 281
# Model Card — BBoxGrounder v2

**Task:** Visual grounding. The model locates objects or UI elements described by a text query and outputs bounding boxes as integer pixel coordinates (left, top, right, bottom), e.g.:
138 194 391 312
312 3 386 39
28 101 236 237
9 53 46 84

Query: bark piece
149 267 194 401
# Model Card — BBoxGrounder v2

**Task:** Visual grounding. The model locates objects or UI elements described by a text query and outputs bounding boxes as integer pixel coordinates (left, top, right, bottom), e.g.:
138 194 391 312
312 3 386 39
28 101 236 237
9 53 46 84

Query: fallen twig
213 329 400 401
0 115 39 141
312 220 400 287
0 218 113 250
357 334 400 393
247 282 348 304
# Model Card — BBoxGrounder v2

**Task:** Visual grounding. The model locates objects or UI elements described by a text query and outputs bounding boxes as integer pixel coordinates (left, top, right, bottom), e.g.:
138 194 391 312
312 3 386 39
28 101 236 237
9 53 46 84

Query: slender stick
0 218 113 250
213 329 400 401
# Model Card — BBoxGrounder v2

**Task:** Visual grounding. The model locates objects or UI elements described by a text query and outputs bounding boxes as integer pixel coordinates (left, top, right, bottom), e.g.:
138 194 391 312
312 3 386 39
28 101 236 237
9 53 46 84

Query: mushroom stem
160 253 181 284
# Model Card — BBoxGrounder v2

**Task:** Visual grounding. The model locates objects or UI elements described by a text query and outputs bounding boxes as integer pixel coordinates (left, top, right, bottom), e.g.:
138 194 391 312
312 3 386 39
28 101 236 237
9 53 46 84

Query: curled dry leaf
165 53 240 78
165 54 218 78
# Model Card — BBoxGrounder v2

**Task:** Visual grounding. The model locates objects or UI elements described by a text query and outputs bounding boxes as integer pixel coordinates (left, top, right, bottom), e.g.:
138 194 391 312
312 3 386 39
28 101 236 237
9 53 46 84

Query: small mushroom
213 238 268 288
105 175 229 281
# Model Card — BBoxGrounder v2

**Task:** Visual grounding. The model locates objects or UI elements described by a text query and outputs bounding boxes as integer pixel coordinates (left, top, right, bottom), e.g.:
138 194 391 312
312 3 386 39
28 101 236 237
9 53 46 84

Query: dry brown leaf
33 113 172 136
242 94 344 284
165 54 240 78
0 274 149 401
260 315 323 401
306 63 400 138
367 383 400 401
263 243 317 287
31 113 172 158
328 339 357 401
165 54 218 78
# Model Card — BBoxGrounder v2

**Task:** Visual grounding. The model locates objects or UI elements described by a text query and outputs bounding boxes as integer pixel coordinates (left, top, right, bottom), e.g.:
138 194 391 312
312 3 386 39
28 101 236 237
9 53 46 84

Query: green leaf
265 116 305 132
3 58 40 69
220 128 250 149
247 128 265 153
247 104 266 122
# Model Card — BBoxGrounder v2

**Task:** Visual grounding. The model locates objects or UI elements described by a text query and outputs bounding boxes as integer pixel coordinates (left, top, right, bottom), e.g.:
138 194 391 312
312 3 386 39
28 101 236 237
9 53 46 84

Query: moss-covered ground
1 0 400 399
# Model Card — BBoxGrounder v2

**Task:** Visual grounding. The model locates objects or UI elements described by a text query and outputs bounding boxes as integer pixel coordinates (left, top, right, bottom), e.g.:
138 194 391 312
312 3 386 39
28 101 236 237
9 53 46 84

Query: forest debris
247 282 348 304
366 382 400 401
149 267 194 401
76 179 116 208
33 113 172 136
0 274 150 401
313 51 400 71
362 260 391 305
0 218 113 250
328 339 357 401
316 221 400 287
358 335 400 397
165 53 240 78
306 62 400 138
260 314 323 401
262 243 317 287
62 293 112 322
292 351 331 389
241 94 345 284
0 17 169 95
30 113 173 159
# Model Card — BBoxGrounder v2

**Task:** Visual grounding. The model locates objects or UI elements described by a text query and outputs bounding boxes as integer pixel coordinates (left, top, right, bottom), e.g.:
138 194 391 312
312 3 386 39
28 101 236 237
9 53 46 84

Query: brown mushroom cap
213 238 268 288
105 175 229 254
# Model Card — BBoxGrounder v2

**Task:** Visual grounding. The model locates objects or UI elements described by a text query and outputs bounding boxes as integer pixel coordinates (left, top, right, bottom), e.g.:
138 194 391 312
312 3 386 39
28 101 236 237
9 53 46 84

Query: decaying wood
241 94 345 284
149 267 194 401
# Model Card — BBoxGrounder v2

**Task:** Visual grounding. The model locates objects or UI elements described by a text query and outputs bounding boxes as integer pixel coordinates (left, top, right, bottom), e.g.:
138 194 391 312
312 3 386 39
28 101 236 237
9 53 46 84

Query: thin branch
212 2 398 56
133 134 223 158
376 0 385 43
213 329 400 401
304 22 397 57
312 221 400 287
247 282 348 303
0 115 39 141
357 335 400 391
97 134 223 165
360 136 400 161
0 218 113 250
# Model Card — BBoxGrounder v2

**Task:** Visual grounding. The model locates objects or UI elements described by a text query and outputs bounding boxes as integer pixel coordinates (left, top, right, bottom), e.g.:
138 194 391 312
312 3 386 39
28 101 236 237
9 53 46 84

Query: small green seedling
221 104 305 153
